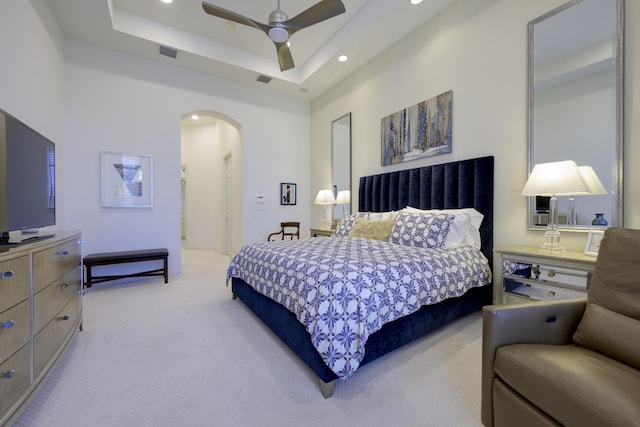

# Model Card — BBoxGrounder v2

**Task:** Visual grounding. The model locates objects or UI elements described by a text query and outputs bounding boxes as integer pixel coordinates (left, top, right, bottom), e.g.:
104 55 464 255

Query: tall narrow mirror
332 113 351 220
527 0 623 230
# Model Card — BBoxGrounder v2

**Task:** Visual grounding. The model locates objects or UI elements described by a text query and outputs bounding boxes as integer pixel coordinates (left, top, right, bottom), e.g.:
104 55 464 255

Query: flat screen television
0 108 56 245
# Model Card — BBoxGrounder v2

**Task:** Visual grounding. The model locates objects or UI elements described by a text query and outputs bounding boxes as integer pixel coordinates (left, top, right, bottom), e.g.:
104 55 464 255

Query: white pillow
402 206 483 249
363 211 398 221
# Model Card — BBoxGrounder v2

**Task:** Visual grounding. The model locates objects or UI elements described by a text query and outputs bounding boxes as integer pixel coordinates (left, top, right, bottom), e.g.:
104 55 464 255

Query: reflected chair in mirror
267 222 300 241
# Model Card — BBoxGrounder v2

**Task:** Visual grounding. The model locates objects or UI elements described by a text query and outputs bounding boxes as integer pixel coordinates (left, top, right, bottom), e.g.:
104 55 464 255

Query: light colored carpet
14 248 485 427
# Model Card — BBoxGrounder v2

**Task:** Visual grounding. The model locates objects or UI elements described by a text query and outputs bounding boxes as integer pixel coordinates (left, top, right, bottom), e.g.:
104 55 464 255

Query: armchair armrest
480 298 586 426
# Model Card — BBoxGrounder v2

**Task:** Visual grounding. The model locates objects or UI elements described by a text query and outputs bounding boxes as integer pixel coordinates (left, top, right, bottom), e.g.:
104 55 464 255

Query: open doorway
180 111 242 256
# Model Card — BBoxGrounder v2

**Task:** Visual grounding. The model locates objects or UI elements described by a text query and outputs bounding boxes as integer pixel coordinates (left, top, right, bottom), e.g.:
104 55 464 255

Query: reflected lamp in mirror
566 166 607 225
314 189 336 229
335 190 350 218
522 160 590 253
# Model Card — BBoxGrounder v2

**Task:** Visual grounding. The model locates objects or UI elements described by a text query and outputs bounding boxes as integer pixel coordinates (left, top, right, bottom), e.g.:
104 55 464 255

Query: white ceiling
48 0 456 101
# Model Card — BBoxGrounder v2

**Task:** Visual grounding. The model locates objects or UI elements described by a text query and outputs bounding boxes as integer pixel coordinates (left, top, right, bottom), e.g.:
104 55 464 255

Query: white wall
311 0 640 252
60 40 311 273
0 0 66 228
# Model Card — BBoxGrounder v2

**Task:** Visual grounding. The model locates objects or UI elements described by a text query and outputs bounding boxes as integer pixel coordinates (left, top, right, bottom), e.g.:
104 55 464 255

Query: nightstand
310 228 334 237
493 245 597 304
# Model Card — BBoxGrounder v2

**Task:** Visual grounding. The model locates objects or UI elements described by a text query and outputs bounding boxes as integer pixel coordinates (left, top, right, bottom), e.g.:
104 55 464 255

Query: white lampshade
335 190 350 204
521 160 590 197
578 166 606 195
314 189 336 205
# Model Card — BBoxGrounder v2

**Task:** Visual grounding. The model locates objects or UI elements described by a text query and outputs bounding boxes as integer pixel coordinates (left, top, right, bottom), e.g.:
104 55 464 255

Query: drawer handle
1 270 14 279
60 283 70 289
547 270 556 278
1 320 15 329
61 315 70 321
57 250 70 256
1 370 16 380
545 316 557 323
547 290 556 297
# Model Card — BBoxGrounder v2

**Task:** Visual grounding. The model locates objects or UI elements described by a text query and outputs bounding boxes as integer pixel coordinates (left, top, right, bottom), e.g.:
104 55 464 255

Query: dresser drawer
33 295 81 376
0 344 30 417
0 255 30 313
33 269 81 335
32 238 80 293
0 300 30 364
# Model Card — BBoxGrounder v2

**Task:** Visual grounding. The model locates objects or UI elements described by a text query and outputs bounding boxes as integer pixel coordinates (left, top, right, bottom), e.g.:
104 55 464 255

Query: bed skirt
231 277 492 386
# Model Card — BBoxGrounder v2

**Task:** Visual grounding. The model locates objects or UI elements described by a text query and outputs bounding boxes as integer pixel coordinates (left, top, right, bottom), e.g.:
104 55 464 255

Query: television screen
535 196 550 213
0 109 55 243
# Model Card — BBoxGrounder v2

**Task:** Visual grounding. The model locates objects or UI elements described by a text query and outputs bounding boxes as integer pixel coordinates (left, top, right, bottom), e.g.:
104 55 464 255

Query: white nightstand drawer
535 265 590 289
505 281 586 302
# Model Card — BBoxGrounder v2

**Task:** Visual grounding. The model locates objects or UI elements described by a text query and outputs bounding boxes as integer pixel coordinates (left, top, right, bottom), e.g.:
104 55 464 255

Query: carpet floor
13 247 485 427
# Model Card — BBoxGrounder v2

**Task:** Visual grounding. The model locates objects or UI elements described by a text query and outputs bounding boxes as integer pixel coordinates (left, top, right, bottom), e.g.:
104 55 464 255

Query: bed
228 155 494 397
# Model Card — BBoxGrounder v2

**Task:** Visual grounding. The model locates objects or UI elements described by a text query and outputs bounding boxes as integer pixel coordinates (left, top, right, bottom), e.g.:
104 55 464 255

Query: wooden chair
267 222 300 241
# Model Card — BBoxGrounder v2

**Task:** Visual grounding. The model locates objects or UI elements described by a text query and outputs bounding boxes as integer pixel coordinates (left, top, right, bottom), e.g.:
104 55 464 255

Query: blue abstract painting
381 90 452 166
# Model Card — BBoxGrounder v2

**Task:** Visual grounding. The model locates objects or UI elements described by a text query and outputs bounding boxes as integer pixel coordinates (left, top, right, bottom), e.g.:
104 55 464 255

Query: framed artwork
101 151 153 208
280 183 296 205
381 90 453 166
584 230 605 256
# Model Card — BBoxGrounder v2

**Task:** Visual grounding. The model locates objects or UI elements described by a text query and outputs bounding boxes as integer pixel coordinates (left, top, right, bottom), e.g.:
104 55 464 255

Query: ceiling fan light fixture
268 26 289 43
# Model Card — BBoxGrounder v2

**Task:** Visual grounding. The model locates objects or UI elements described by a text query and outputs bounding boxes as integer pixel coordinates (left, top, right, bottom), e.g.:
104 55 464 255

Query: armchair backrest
587 227 640 320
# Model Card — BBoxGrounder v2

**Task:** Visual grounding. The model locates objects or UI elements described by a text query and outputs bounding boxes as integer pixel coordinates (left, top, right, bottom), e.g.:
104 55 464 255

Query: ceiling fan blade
283 0 346 33
202 2 270 35
275 42 295 71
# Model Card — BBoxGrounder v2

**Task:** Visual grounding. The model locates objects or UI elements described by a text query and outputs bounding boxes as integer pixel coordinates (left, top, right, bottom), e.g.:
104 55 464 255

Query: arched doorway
180 111 242 256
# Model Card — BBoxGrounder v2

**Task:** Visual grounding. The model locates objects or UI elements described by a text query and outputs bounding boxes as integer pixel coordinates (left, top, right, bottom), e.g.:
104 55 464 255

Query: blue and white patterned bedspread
227 237 491 379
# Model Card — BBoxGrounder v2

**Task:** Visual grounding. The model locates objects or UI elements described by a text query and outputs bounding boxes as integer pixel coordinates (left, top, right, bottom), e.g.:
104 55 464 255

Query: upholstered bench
83 248 168 287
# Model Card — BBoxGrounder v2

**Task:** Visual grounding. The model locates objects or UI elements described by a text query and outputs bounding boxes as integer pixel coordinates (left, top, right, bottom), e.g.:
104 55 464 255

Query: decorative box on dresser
0 231 82 426
493 245 597 305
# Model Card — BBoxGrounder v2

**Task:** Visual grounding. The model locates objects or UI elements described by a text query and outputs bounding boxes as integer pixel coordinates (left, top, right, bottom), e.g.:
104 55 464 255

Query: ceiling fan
202 0 346 72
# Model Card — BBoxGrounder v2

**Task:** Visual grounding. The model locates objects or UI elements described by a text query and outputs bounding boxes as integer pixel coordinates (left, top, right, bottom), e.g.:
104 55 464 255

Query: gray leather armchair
481 228 640 427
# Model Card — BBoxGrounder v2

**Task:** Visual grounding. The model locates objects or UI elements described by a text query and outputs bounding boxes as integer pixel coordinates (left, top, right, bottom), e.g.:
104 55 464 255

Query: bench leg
163 256 168 283
86 265 93 288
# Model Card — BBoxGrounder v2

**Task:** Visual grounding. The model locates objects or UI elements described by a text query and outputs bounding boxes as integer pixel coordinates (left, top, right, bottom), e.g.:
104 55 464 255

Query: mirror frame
527 0 624 231
331 113 352 219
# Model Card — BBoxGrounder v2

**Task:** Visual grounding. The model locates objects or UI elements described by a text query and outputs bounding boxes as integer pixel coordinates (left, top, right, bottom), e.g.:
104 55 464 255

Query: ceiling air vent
256 74 272 84
159 45 178 59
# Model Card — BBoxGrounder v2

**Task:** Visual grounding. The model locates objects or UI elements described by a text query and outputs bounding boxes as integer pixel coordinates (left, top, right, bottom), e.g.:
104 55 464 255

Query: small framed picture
585 230 605 256
280 183 296 205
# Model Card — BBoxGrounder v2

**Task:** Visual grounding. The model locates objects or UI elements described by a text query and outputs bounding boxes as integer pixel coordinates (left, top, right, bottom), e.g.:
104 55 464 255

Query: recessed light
411 0 423 4
338 55 348 62
161 0 173 4
191 114 199 120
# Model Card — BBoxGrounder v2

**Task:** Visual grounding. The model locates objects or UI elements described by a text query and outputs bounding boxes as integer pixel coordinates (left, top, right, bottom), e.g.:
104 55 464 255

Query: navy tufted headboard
358 156 494 264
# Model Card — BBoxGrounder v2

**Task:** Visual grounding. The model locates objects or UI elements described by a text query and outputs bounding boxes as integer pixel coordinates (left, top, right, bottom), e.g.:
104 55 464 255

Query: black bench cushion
83 248 168 264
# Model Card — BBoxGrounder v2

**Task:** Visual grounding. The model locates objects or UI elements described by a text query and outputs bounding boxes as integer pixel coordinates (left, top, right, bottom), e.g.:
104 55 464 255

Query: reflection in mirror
332 113 351 220
528 0 623 230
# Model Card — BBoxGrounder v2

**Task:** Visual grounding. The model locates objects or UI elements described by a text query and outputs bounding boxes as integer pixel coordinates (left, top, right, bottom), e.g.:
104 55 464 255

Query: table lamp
314 189 335 229
521 160 590 253
335 190 350 218
567 165 607 225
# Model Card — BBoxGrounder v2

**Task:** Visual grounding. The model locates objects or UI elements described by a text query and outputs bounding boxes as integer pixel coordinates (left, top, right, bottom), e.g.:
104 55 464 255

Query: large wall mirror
527 0 624 230
332 113 351 220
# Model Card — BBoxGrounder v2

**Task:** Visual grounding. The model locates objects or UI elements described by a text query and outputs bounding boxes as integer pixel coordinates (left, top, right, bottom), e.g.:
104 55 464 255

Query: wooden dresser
0 231 82 426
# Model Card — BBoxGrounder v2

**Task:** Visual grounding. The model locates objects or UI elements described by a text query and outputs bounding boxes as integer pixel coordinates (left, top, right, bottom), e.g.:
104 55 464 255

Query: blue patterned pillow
389 212 455 248
333 213 365 237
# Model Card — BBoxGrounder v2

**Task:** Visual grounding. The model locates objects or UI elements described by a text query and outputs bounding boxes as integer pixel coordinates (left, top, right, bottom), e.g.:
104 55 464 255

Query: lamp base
541 228 565 254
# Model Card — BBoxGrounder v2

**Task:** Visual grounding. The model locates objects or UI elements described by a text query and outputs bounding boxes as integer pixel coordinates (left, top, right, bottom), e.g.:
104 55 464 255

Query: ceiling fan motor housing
268 7 289 43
